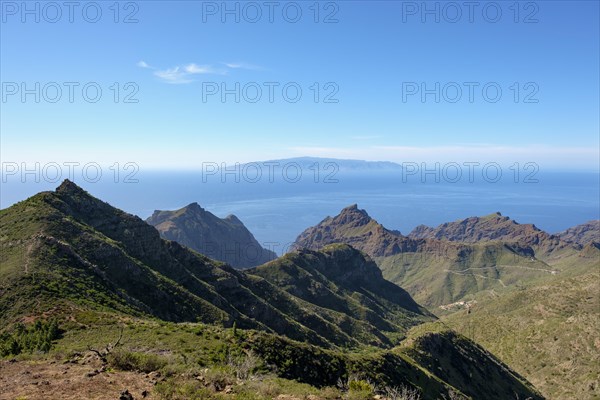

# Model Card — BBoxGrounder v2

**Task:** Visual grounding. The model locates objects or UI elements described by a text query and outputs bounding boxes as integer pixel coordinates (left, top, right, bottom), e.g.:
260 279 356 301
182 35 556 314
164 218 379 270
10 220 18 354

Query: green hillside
250 244 431 345
1 181 437 350
376 242 558 309
444 262 600 400
293 204 565 309
0 181 545 399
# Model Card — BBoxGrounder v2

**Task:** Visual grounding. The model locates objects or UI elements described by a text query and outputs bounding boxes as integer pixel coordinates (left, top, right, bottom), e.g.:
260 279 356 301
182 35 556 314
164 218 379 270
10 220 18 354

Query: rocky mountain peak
184 202 204 212
293 205 420 257
557 220 600 246
334 204 372 225
146 204 276 269
342 203 359 212
55 179 87 196
224 214 243 225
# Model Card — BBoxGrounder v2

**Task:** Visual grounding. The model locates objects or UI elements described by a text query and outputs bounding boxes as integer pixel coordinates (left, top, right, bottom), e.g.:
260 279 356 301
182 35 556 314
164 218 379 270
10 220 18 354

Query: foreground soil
0 359 155 400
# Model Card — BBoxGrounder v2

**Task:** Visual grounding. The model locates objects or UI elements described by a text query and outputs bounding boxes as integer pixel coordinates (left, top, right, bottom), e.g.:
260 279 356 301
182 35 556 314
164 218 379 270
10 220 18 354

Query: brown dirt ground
0 358 155 400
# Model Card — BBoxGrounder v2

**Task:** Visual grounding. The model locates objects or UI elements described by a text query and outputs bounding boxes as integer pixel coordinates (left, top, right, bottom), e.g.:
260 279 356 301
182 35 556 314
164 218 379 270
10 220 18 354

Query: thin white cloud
150 63 227 84
223 62 263 71
138 60 259 84
137 60 153 69
184 63 219 74
153 67 194 84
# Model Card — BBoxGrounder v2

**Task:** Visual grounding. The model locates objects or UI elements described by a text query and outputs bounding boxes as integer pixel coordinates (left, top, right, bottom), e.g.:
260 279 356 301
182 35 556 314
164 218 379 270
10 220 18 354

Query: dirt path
444 270 507 287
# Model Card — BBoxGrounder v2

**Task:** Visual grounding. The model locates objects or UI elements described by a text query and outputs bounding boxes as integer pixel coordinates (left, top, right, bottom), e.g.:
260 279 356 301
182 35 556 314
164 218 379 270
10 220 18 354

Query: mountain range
1 183 598 399
1 180 437 348
0 181 549 399
292 204 599 399
292 205 573 307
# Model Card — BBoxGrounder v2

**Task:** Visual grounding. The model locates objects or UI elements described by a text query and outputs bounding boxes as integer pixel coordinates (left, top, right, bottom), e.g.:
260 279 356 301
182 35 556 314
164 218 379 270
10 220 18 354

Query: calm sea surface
2 171 598 255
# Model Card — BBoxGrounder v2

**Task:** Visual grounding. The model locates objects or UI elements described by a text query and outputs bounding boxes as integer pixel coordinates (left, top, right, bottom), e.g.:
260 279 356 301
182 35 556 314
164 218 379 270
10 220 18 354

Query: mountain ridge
0 181 547 399
1 181 432 349
557 219 600 246
407 212 576 260
291 204 582 308
293 204 425 257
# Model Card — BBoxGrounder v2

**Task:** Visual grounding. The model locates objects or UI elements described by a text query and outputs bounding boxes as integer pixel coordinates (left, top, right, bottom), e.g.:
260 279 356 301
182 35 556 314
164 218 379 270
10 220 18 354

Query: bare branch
87 326 124 364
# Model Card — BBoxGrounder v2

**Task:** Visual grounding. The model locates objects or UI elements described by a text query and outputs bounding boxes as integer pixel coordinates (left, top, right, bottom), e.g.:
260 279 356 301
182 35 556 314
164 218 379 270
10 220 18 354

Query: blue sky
1 0 599 170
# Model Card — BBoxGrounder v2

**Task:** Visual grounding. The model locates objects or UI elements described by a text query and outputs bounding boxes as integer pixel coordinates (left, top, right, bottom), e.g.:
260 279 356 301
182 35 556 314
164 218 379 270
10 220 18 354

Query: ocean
2 170 598 255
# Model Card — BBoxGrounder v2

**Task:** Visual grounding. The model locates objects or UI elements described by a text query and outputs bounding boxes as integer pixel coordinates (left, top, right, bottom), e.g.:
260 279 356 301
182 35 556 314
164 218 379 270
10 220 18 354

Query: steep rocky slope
408 212 576 260
0 182 430 349
147 203 276 269
292 205 558 308
0 181 547 399
557 220 600 246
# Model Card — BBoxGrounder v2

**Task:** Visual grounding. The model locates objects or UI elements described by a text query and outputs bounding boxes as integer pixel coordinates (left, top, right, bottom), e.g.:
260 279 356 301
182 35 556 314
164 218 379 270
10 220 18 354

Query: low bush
108 349 168 373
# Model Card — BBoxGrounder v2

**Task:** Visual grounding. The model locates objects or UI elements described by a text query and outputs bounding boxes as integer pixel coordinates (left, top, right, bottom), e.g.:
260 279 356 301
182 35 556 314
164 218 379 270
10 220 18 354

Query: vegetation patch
0 319 61 356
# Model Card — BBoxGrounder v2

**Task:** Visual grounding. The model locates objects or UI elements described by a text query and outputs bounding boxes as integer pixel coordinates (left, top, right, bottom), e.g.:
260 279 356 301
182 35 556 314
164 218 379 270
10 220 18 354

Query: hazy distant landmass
242 156 403 171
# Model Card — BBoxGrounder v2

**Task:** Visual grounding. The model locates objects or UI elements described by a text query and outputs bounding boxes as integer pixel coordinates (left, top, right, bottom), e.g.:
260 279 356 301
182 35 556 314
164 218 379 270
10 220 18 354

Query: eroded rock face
408 212 570 248
557 220 600 246
292 204 581 263
147 203 276 269
292 204 427 258
290 205 583 310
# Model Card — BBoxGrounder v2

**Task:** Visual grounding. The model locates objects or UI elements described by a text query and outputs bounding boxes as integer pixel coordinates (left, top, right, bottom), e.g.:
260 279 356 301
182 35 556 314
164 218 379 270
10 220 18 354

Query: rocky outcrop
147 203 276 269
557 220 600 246
293 204 426 257
408 212 575 258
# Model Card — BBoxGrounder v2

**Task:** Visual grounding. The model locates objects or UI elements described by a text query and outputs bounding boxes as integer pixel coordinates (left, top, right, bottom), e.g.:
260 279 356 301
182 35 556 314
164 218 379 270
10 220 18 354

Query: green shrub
348 379 374 400
349 379 373 392
108 349 168 373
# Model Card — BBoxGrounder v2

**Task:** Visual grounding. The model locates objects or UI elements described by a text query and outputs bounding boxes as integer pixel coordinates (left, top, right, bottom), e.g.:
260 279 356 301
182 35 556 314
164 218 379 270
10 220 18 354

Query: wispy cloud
152 67 194 84
138 61 227 84
138 60 264 84
137 60 153 69
222 62 264 71
184 63 220 74
157 64 227 84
